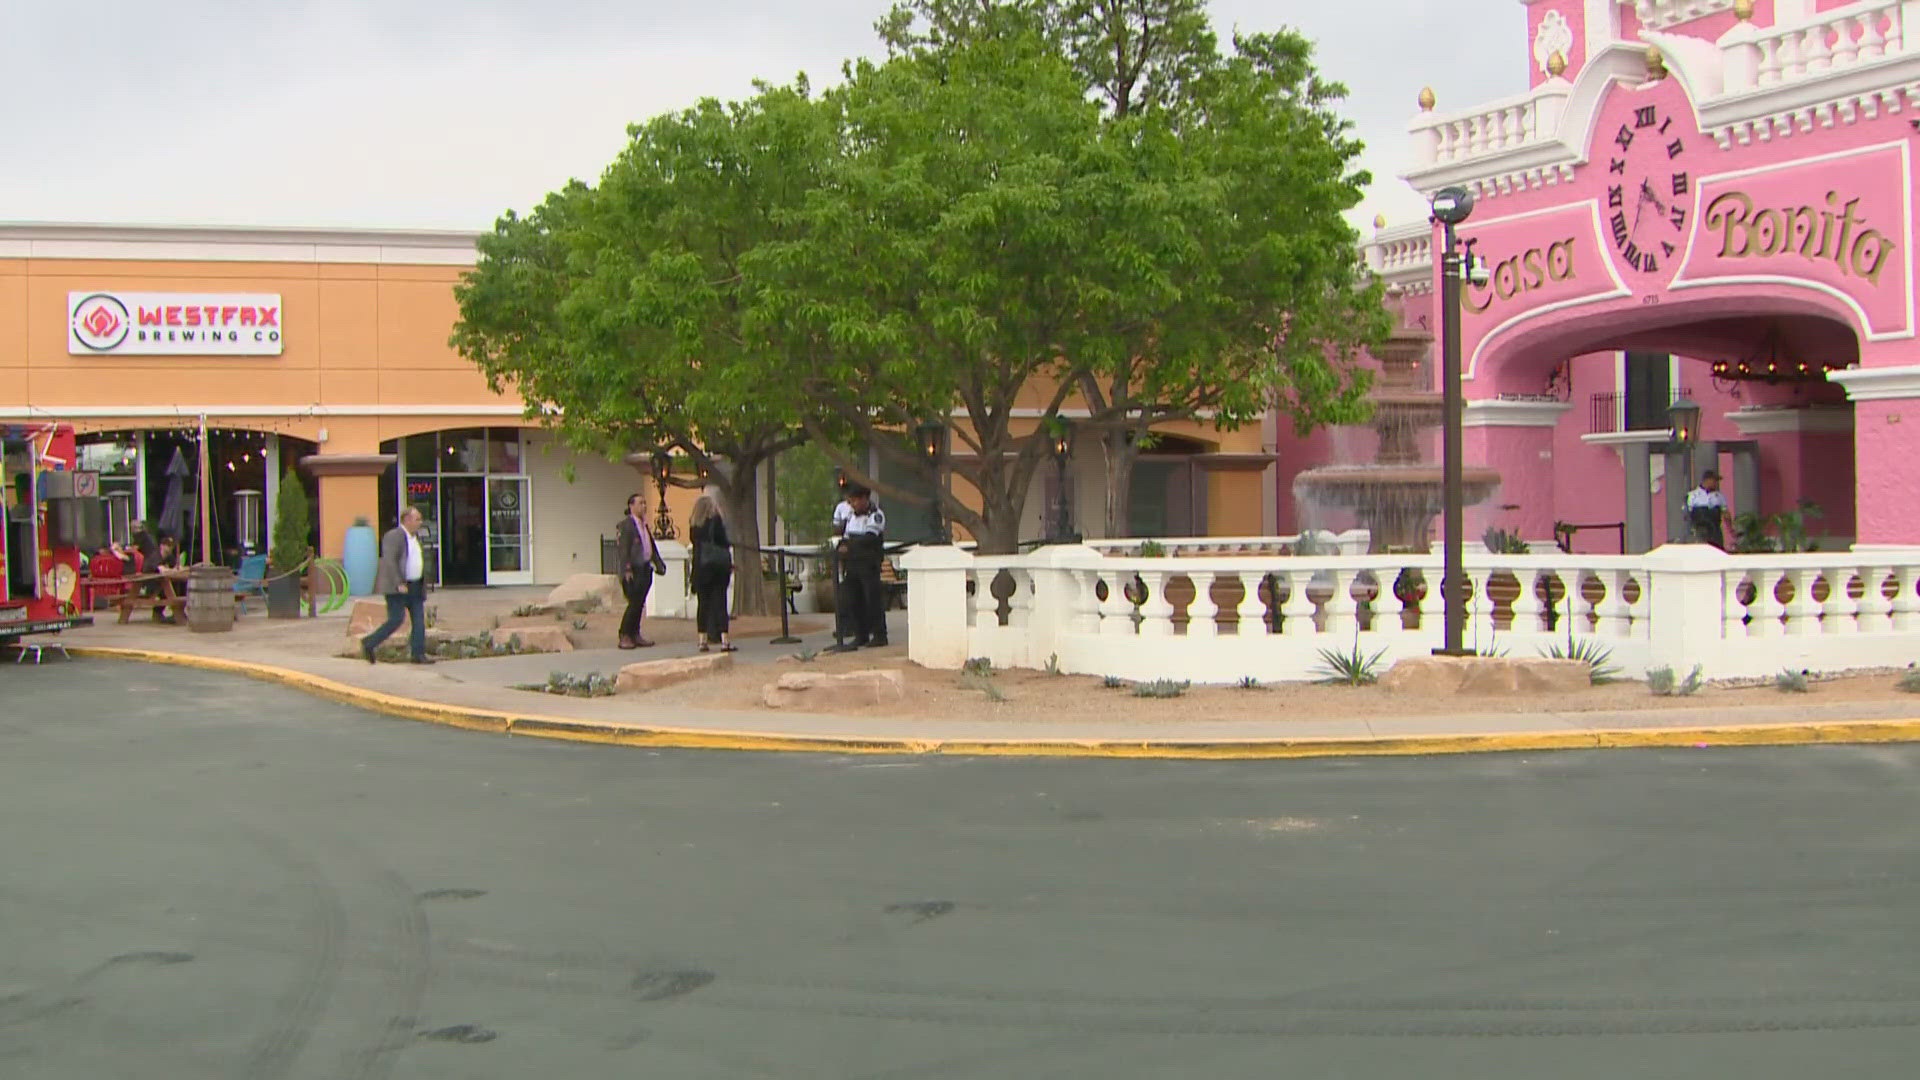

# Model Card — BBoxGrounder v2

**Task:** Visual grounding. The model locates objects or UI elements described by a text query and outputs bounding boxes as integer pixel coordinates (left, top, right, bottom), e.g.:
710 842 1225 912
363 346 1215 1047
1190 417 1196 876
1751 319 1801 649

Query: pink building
1285 0 1920 554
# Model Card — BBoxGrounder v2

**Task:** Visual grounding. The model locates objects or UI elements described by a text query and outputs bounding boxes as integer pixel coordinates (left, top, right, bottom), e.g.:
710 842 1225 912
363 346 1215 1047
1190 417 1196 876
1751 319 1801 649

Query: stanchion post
771 549 801 645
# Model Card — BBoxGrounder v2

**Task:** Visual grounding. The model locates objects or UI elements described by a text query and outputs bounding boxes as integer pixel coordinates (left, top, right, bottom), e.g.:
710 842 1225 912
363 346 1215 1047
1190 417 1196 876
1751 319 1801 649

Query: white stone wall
524 433 642 586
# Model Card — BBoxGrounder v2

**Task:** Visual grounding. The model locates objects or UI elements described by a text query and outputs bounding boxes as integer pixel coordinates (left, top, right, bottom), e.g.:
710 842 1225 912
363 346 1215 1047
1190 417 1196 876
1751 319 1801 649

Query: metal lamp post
1048 420 1074 543
1430 185 1476 657
648 450 677 540
914 420 949 544
1667 396 1702 540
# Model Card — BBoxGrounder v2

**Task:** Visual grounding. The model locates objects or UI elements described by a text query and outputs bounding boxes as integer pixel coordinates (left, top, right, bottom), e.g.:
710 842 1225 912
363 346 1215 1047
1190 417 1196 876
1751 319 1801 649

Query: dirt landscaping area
627 644 1920 725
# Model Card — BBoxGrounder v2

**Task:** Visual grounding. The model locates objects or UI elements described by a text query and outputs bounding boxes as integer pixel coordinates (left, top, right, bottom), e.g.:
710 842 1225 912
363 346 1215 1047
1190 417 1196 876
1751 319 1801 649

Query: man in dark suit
360 507 433 664
616 493 668 649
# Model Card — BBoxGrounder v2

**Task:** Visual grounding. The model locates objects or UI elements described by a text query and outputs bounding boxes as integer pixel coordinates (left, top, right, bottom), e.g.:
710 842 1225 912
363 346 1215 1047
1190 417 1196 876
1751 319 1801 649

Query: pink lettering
165 306 182 326
257 307 279 327
239 307 257 327
137 307 163 326
220 306 238 325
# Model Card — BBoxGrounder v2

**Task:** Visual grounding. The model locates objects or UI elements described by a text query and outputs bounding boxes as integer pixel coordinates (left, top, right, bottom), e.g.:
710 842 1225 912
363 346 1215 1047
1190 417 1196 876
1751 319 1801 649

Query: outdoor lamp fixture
1667 396 1702 447
1048 420 1074 543
648 450 677 540
914 420 950 544
1430 184 1476 657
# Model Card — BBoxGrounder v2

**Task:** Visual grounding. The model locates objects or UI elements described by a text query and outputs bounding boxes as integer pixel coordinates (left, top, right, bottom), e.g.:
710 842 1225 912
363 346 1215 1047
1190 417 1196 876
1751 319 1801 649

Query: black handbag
695 534 732 573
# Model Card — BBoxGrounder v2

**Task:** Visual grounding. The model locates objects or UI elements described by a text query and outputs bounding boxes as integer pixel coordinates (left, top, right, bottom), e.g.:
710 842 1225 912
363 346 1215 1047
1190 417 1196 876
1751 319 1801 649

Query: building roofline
0 220 481 247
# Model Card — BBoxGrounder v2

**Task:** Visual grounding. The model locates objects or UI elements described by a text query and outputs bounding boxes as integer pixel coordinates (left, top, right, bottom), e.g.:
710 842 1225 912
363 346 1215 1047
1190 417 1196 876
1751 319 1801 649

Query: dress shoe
410 655 436 665
634 637 656 648
618 636 638 650
361 641 375 665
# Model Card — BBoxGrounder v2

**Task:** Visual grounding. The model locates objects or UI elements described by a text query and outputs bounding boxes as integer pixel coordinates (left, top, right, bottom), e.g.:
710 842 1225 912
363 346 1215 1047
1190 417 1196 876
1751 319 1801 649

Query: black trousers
619 567 654 641
837 558 887 644
695 568 731 643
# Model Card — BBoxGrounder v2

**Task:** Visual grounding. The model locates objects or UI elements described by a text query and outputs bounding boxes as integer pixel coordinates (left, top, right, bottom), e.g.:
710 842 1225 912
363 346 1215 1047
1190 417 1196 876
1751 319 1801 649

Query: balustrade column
1098 570 1135 637
1784 568 1823 636
1279 571 1317 638
1821 568 1860 635
1890 566 1920 630
1236 571 1271 638
1511 567 1546 634
1857 566 1895 633
1322 569 1359 638
1595 570 1634 638
1186 572 1219 640
1136 570 1177 638
1722 570 1752 641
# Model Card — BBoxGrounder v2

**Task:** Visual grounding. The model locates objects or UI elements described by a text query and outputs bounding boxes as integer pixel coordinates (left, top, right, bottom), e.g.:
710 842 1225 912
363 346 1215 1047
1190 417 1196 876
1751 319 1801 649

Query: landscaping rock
1380 655 1591 695
489 625 574 654
544 574 622 614
335 627 458 659
615 652 733 693
762 668 906 709
346 598 388 637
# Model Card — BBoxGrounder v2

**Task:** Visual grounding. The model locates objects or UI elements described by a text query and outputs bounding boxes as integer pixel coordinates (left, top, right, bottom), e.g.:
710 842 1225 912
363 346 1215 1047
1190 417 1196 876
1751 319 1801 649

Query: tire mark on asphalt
338 864 432 1080
236 829 348 1080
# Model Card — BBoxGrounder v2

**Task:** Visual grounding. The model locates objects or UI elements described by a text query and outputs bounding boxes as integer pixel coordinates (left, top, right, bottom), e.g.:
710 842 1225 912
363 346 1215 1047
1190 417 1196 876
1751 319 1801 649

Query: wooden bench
116 595 188 624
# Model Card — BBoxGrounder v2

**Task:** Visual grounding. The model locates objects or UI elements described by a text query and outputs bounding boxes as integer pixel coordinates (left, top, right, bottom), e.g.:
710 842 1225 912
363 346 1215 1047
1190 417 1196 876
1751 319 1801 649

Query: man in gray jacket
360 507 433 664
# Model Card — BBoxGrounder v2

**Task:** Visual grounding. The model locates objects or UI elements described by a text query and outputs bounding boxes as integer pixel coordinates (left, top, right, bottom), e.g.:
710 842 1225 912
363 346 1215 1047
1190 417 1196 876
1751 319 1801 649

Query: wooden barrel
186 565 237 633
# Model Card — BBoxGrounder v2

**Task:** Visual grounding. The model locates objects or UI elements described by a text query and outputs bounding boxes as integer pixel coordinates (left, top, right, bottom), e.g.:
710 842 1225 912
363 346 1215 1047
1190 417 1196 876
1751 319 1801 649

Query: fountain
1293 327 1500 554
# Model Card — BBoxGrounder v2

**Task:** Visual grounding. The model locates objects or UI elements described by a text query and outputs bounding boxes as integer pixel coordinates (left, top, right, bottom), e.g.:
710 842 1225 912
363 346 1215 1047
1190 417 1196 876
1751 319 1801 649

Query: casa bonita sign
1455 141 1912 367
68 292 284 356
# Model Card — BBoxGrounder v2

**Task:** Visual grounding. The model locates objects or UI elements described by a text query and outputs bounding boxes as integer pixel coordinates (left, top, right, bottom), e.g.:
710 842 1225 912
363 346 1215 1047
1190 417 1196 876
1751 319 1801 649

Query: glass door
486 476 531 585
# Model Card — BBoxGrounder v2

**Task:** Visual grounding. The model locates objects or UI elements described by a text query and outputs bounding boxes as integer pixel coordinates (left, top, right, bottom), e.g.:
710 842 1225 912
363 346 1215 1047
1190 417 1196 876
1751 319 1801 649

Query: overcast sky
2 0 1519 235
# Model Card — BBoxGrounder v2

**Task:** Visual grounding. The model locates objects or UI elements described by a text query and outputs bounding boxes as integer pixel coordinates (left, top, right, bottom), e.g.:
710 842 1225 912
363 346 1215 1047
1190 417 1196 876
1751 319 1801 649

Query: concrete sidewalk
30 617 1920 757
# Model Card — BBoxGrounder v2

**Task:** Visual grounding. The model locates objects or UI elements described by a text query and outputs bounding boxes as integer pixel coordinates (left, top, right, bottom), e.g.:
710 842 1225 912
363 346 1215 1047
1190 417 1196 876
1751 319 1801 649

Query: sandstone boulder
1380 655 1591 695
346 598 388 637
615 652 733 693
490 625 574 654
545 574 622 614
762 668 906 709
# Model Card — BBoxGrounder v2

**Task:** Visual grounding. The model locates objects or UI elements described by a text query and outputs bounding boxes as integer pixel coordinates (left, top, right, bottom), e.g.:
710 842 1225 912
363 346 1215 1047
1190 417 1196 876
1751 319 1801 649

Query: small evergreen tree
270 469 313 574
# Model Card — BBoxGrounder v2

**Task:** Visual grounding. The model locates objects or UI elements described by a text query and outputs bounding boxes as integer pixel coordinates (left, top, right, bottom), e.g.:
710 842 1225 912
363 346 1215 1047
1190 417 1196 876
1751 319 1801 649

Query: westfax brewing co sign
68 292 283 356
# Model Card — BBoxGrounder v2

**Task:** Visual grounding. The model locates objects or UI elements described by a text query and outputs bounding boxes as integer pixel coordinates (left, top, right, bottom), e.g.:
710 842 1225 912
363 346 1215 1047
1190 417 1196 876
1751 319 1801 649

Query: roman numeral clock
1605 103 1691 277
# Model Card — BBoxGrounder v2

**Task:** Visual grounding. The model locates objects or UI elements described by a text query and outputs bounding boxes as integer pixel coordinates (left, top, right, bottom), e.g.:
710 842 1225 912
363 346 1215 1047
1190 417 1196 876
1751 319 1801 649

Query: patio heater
234 489 263 555
915 420 948 544
1430 184 1476 656
648 450 677 540
1048 420 1074 543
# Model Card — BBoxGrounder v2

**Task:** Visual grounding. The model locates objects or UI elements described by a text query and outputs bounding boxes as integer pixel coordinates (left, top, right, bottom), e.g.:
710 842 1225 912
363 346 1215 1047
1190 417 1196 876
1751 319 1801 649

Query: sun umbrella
156 445 191 539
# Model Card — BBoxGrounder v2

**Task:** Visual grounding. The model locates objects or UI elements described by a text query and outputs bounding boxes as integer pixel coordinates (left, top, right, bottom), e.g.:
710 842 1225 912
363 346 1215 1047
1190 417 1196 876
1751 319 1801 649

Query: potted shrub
267 469 312 618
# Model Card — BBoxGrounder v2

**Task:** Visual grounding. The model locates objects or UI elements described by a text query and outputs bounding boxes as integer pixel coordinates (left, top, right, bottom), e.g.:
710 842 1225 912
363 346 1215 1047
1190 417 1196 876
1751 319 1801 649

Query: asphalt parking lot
6 660 1920 1078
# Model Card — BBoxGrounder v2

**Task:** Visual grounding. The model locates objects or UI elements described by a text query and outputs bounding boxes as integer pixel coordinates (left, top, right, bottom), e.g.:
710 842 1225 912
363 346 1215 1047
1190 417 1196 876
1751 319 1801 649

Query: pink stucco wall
1854 401 1920 544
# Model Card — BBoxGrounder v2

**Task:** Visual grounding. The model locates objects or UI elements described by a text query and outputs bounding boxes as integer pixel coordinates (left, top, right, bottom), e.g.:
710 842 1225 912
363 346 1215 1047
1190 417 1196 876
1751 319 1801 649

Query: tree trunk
712 465 772 617
1101 429 1142 539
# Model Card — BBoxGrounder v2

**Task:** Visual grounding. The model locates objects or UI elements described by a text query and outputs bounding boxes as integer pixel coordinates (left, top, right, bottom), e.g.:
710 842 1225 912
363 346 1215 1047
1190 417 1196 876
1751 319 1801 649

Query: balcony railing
1588 388 1694 435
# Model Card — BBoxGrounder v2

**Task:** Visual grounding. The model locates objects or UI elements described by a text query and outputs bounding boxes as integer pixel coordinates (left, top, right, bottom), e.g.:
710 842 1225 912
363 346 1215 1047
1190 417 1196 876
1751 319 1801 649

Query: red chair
86 551 129 610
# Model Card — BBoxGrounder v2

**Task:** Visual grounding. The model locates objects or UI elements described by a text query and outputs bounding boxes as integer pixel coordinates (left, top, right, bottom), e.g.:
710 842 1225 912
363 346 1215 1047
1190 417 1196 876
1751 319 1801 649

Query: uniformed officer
828 485 888 650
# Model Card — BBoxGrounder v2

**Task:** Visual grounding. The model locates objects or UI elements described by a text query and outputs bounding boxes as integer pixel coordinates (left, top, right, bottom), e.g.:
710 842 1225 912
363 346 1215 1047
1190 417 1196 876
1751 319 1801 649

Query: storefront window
404 434 438 476
487 427 522 473
444 428 487 473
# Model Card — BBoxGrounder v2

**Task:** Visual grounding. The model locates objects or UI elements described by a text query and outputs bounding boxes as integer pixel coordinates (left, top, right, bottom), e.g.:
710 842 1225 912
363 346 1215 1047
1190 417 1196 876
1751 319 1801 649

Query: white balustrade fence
1721 0 1905 93
901 543 1920 683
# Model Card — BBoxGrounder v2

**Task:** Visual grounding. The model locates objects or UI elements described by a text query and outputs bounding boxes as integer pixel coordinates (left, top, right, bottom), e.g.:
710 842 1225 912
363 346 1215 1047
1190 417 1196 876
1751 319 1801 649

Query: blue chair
234 554 268 613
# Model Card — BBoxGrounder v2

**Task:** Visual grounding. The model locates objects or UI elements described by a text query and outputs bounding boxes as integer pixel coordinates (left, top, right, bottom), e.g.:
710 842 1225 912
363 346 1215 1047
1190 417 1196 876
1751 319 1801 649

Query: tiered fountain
1293 327 1500 554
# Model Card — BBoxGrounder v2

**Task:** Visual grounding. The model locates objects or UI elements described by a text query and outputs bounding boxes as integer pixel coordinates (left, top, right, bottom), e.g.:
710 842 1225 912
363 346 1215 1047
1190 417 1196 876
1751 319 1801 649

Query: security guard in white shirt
827 484 888 650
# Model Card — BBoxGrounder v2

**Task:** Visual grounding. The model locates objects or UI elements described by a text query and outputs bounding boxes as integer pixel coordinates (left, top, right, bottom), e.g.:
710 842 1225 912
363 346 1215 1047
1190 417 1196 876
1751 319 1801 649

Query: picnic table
114 570 191 624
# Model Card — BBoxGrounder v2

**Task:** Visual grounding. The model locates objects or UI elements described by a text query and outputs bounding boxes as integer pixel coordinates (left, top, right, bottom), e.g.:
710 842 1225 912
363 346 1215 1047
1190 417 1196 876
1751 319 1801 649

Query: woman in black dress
687 495 735 652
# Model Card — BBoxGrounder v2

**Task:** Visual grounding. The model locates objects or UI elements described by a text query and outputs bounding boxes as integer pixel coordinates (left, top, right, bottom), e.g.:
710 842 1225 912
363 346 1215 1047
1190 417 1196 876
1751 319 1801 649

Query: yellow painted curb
67 646 1920 759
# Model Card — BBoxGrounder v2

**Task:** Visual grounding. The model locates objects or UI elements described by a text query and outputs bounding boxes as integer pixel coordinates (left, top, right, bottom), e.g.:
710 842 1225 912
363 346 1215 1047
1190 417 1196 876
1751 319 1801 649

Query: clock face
1603 103 1693 277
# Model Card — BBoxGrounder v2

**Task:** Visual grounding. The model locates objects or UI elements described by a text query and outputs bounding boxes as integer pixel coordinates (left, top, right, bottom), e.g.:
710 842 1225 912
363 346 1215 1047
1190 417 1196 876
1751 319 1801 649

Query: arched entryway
1469 293 1862 553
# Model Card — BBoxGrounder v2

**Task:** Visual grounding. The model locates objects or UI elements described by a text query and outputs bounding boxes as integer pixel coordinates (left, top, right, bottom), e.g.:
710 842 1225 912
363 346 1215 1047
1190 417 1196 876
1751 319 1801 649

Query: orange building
3 223 1280 584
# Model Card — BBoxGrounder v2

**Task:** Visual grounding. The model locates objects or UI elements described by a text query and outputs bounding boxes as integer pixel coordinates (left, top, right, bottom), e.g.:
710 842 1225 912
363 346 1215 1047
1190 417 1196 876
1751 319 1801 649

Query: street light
1668 396 1702 542
648 450 677 540
1431 185 1475 656
1048 420 1074 543
914 420 949 544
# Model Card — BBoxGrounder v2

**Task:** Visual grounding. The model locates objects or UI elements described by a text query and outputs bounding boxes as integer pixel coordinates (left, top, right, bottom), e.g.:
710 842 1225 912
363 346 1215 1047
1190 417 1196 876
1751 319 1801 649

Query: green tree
452 81 835 615
751 23 1382 548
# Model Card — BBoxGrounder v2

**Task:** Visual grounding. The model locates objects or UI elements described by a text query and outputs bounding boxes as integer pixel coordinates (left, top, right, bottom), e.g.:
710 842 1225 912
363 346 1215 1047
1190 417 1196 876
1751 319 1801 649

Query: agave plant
1540 636 1620 685
1313 638 1389 686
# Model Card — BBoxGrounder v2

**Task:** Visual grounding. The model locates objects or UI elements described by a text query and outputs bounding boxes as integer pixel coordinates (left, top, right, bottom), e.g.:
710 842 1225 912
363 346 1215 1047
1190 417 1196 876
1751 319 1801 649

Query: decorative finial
1373 213 1388 230
1645 45 1667 80
1733 0 1754 20
1546 50 1567 78
1418 86 1436 111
